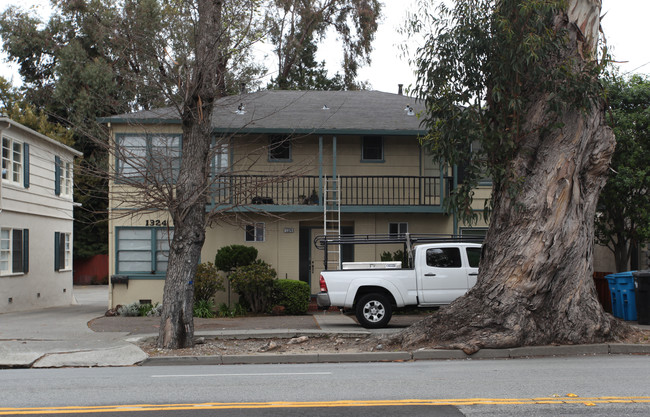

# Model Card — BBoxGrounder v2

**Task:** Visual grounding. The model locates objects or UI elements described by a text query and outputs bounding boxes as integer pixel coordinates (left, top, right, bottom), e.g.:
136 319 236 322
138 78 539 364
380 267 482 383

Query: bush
117 301 157 317
273 279 310 315
229 260 277 313
146 303 163 317
214 245 258 272
194 262 225 302
193 299 216 318
380 249 406 263
217 302 248 318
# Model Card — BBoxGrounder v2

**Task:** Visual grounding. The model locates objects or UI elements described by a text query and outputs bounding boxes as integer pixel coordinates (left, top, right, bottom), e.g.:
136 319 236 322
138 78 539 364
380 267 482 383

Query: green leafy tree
0 77 74 146
268 37 345 90
393 0 631 352
595 74 650 272
266 0 381 90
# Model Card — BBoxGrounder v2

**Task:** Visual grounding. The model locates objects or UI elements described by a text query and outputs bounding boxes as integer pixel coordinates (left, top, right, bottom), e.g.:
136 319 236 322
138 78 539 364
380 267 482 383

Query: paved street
1 357 649 416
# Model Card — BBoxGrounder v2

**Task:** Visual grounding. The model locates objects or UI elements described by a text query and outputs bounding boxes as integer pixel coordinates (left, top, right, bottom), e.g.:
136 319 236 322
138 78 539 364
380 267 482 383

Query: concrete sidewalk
0 286 147 368
1 285 649 368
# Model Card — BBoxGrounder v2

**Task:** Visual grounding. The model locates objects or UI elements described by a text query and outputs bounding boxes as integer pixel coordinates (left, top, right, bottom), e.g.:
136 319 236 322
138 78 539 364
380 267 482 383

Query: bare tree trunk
158 0 223 349
394 0 634 353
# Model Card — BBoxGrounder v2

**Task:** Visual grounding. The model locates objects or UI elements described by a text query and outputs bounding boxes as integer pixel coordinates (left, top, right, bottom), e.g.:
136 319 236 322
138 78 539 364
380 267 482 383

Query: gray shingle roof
100 90 427 136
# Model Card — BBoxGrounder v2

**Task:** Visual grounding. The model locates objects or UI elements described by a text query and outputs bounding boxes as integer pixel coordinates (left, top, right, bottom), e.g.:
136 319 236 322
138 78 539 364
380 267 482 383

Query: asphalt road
1 355 649 416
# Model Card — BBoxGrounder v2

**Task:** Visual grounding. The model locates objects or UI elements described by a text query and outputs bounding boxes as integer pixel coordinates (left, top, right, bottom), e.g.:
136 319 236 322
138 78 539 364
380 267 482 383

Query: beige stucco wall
108 211 456 307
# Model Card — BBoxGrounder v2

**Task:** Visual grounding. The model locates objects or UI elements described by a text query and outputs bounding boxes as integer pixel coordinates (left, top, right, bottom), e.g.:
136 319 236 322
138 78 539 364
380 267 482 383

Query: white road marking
151 372 333 378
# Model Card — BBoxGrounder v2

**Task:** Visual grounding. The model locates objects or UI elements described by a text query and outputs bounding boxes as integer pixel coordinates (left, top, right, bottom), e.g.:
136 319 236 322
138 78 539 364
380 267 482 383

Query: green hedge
273 279 310 315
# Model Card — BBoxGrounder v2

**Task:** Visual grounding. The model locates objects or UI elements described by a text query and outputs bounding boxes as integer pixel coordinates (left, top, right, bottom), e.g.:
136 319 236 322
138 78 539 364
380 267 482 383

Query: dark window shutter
12 229 23 273
54 232 60 271
59 233 66 269
23 143 30 188
54 156 61 196
23 229 29 273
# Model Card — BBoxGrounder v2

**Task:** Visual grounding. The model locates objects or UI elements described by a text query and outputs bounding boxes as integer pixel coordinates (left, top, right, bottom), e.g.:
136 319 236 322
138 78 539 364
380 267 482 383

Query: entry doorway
299 225 354 294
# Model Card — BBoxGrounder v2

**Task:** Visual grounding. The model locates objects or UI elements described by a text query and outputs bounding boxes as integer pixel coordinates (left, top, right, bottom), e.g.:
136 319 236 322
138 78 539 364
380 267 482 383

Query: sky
1 0 649 94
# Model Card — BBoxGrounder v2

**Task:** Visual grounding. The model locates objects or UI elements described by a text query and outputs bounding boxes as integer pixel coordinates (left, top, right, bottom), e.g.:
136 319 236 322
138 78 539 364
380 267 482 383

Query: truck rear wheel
355 293 392 329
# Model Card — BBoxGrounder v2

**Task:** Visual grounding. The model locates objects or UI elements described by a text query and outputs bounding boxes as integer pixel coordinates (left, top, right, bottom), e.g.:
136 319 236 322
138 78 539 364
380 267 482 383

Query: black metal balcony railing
209 175 452 207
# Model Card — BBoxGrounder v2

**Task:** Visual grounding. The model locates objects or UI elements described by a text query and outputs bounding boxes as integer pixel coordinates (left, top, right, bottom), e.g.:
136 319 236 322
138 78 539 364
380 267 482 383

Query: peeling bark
394 0 634 352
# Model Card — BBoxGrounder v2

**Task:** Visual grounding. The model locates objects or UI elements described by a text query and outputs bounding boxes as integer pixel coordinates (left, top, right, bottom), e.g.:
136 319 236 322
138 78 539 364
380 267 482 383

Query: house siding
0 119 81 313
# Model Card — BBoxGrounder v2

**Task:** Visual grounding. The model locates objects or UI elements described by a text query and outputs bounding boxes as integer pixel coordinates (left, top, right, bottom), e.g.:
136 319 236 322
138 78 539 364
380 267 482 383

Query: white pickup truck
316 243 481 328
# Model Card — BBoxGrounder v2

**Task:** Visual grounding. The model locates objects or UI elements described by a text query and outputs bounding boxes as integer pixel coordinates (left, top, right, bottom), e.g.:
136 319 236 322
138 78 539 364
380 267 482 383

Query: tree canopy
266 0 381 90
406 0 604 222
596 73 650 272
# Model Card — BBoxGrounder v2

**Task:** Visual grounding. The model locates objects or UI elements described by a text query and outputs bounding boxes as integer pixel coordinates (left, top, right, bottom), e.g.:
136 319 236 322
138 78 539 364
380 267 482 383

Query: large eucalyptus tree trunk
395 0 632 353
158 0 223 349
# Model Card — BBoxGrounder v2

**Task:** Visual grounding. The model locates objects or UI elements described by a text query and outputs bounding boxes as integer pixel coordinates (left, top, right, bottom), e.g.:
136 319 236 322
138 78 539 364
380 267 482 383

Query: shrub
214 245 258 272
380 249 406 263
193 299 216 318
217 302 247 318
273 279 310 315
117 302 140 317
229 260 277 313
194 262 225 302
117 301 156 317
146 303 163 317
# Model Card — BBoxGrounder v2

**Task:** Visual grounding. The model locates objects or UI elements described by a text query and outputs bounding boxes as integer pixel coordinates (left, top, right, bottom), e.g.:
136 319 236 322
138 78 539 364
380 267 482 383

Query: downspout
452 164 458 235
318 136 323 205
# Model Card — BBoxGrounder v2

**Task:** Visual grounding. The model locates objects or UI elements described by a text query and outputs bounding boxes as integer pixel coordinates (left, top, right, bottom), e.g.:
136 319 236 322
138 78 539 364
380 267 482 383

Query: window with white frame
2 136 23 184
116 228 173 274
54 232 71 271
56 158 73 197
1 228 29 275
245 223 265 242
389 222 408 237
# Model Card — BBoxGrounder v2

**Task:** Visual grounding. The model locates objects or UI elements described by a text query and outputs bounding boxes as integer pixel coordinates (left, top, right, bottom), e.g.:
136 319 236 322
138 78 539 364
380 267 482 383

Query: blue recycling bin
605 272 637 321
605 274 622 318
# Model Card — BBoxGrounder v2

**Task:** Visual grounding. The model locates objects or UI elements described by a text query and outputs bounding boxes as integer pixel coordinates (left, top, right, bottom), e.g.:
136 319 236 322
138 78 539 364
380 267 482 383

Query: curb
140 344 650 366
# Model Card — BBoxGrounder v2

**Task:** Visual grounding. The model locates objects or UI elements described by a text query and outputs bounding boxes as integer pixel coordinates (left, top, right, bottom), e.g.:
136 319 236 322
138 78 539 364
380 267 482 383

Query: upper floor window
0 228 29 275
116 227 172 274
55 156 73 197
2 136 29 187
116 134 181 182
362 136 383 162
268 136 291 161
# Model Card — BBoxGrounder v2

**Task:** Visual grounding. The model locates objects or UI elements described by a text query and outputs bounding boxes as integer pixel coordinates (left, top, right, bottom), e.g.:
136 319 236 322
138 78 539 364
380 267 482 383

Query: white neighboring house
0 117 82 313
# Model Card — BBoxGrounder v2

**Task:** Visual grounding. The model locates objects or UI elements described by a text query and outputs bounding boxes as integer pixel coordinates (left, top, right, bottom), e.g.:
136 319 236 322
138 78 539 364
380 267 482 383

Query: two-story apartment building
103 90 490 308
0 117 82 313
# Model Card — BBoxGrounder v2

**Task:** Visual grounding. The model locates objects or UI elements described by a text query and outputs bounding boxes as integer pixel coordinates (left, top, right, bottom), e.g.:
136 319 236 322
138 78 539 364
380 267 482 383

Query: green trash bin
633 270 650 325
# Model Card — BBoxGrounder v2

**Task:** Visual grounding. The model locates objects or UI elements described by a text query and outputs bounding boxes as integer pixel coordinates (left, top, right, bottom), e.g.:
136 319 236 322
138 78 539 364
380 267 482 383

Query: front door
420 246 470 304
300 225 354 294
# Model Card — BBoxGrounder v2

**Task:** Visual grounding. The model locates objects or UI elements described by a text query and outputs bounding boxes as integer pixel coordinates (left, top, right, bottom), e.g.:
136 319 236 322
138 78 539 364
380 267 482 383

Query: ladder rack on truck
313 233 484 270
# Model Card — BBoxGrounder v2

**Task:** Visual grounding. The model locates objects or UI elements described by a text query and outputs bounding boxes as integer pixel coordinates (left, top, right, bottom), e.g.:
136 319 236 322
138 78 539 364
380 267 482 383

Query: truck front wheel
355 293 392 329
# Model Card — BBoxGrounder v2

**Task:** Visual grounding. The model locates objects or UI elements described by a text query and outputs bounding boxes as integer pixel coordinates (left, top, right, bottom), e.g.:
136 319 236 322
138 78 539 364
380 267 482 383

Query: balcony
208 175 452 211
